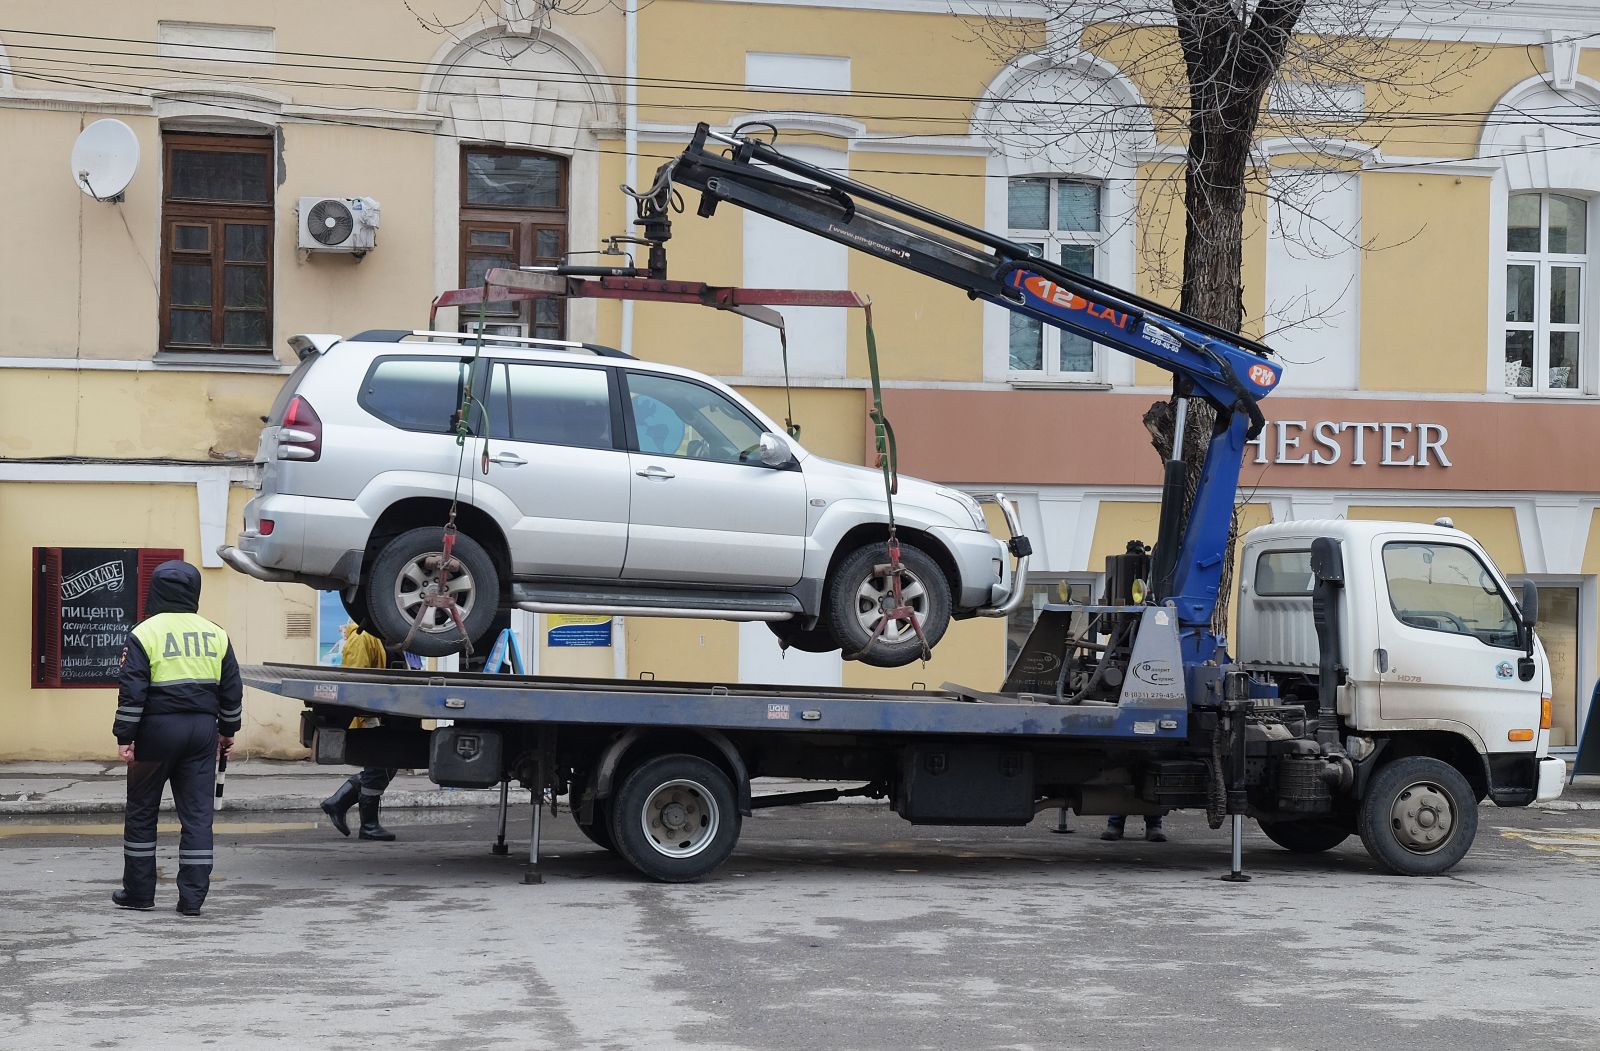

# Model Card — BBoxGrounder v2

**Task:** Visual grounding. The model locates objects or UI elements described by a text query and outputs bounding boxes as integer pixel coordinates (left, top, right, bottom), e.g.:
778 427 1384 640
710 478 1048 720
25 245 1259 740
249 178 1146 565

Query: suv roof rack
347 329 634 359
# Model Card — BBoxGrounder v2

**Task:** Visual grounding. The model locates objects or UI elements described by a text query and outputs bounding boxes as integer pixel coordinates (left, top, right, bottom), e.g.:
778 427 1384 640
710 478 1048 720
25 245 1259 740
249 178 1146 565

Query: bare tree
969 0 1496 628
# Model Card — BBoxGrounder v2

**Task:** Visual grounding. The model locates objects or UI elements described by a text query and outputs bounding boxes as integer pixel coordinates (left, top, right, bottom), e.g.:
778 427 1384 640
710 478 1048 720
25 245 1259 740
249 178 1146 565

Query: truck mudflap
1535 756 1568 803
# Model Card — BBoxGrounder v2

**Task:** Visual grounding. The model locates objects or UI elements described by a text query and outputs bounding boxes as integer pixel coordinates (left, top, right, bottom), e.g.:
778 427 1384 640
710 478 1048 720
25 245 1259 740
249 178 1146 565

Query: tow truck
241 124 1565 883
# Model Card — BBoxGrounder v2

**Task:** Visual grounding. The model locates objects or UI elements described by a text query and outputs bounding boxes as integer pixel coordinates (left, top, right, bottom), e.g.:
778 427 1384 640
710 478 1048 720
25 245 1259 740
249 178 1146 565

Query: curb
0 788 503 816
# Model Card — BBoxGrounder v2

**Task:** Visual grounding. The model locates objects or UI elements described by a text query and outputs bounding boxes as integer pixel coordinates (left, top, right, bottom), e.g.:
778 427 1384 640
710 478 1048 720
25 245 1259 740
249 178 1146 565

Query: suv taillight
278 396 323 462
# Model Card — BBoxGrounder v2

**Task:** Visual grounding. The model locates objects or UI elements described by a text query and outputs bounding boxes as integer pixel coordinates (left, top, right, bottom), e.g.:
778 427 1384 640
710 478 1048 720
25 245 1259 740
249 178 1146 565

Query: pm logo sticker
1495 661 1514 680
1248 363 1277 389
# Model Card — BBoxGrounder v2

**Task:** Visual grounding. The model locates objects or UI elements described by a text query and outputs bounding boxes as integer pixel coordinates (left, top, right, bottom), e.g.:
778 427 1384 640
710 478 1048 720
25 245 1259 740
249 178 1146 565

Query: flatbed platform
243 664 1187 740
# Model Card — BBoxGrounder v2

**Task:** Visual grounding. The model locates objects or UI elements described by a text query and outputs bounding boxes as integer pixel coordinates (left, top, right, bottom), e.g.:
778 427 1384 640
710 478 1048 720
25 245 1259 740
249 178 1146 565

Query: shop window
1006 576 1098 672
159 133 274 354
1504 192 1587 392
1532 584 1582 748
459 147 568 340
1007 178 1102 378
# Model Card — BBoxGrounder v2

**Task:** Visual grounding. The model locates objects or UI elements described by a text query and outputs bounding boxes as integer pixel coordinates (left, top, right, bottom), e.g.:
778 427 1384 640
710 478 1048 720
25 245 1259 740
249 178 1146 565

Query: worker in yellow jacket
319 621 398 841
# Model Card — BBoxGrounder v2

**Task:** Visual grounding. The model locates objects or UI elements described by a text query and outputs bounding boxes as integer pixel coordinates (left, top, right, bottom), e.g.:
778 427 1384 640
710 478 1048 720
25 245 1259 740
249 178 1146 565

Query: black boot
1100 816 1126 841
1144 816 1168 843
321 777 360 837
357 794 396 842
112 889 154 911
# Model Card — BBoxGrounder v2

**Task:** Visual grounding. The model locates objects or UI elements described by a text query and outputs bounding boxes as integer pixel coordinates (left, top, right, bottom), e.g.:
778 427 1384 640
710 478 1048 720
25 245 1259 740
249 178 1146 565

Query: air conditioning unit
297 196 380 255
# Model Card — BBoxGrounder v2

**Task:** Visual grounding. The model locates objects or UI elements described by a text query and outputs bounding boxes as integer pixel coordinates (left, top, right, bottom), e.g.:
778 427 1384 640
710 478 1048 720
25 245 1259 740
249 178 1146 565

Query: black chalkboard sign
33 547 183 689
1572 680 1600 780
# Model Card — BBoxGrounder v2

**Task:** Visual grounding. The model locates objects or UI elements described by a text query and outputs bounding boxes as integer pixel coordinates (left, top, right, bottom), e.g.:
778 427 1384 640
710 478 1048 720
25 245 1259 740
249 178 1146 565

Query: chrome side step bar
517 601 792 622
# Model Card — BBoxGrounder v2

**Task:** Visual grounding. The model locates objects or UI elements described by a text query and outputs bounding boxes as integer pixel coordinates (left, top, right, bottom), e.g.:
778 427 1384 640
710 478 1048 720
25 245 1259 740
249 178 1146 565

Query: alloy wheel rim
853 569 928 644
393 552 474 632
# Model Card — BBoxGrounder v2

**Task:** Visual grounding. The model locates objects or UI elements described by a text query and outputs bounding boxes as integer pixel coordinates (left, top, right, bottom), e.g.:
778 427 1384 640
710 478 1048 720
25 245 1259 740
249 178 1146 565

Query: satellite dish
70 119 140 202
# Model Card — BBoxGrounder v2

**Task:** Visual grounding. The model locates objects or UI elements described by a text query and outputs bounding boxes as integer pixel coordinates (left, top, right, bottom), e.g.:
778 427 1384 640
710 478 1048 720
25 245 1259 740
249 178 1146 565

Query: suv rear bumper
224 492 368 588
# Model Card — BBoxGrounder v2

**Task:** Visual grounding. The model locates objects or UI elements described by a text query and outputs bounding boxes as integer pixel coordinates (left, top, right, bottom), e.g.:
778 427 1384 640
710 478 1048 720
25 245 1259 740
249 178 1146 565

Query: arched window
975 54 1151 385
1504 192 1586 391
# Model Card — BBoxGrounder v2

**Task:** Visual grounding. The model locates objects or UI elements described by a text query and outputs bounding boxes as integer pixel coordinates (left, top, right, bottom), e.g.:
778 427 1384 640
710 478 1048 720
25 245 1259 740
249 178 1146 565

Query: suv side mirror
758 432 797 469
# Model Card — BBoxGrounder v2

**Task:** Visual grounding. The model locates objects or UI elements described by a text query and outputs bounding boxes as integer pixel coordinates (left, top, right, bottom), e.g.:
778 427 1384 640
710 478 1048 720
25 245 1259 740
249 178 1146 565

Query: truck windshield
1381 542 1520 648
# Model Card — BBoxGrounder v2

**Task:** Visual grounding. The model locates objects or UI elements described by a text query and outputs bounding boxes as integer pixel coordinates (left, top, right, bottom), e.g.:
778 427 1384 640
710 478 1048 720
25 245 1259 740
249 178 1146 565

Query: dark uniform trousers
123 713 218 905
357 767 397 797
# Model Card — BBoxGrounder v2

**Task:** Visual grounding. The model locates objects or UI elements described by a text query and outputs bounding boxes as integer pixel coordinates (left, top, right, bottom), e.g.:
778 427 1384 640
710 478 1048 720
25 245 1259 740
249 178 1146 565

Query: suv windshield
1381 541 1520 648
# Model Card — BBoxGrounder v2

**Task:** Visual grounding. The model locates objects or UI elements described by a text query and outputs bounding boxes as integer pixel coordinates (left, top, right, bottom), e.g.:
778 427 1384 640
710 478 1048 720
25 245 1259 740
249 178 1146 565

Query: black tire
1358 756 1478 876
609 754 741 883
366 527 500 658
1259 818 1351 854
825 541 952 668
766 616 837 654
576 800 616 853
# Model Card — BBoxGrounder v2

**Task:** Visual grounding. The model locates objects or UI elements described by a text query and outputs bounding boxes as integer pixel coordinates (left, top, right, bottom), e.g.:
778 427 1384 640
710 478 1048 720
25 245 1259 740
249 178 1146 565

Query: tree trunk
1153 0 1304 635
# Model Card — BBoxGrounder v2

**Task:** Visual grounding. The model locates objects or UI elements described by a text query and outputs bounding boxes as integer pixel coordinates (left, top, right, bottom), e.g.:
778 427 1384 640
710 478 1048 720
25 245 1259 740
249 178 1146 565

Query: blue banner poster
547 614 613 648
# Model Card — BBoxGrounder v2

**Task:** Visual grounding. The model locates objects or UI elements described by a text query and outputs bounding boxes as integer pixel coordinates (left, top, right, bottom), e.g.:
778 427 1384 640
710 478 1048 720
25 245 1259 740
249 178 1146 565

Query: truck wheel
766 616 837 654
609 754 740 883
825 541 951 668
366 527 499 658
1259 818 1351 854
1358 756 1478 876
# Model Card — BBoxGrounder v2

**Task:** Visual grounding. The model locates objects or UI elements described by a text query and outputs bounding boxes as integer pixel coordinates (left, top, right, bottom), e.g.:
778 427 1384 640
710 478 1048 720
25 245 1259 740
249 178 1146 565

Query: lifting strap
402 289 496 657
847 305 929 664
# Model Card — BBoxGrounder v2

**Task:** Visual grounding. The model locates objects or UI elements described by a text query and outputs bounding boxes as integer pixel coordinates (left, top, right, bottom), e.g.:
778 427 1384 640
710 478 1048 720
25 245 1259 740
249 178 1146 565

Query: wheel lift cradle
243 624 1264 886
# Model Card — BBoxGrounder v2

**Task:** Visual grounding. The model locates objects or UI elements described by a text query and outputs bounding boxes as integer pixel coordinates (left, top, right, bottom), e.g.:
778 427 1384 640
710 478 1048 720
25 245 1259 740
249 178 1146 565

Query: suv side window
1381 541 1520 648
359 356 473 434
486 361 614 449
625 372 767 465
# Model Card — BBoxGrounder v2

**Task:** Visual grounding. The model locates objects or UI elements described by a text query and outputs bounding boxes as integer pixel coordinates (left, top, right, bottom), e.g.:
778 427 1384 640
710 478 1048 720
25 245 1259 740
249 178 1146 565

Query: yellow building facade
4 2 1600 757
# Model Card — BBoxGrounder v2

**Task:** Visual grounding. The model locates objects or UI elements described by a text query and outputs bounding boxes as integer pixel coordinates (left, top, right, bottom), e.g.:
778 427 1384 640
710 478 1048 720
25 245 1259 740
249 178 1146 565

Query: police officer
113 560 242 916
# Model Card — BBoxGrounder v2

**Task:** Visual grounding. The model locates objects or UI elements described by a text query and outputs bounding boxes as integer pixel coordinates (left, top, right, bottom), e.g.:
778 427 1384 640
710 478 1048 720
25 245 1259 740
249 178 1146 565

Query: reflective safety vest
132 612 229 687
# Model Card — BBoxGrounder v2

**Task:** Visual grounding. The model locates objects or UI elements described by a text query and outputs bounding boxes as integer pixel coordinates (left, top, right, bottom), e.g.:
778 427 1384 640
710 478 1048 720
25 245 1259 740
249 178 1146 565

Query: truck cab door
1371 534 1543 745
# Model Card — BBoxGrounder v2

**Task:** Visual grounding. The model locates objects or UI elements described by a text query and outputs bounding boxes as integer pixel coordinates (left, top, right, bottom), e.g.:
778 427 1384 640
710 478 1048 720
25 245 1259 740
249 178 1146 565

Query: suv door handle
636 465 675 480
489 452 528 467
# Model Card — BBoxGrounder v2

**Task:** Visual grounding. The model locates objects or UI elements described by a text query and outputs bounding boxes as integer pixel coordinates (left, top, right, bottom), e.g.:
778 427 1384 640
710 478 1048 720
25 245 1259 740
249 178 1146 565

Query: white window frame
1005 176 1105 382
1504 192 1588 395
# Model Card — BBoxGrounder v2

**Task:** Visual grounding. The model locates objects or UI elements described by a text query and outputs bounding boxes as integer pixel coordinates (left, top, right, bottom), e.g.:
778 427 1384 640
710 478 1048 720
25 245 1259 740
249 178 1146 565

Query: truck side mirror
1309 537 1344 584
1519 579 1539 629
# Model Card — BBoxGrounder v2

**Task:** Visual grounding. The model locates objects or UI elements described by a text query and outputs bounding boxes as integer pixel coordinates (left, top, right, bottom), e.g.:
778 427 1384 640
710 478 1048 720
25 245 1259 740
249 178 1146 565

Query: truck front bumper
1535 755 1568 803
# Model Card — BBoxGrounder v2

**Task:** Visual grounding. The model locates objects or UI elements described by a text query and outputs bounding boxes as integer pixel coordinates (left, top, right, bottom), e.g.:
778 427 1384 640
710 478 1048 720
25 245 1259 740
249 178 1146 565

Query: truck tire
367 527 499 658
766 616 837 654
825 541 951 668
1259 818 1350 854
1357 756 1478 876
609 754 740 883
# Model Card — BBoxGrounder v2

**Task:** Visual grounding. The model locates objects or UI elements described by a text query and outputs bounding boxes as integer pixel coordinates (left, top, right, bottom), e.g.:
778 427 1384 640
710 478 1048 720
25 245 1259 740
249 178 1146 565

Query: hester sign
1246 420 1451 468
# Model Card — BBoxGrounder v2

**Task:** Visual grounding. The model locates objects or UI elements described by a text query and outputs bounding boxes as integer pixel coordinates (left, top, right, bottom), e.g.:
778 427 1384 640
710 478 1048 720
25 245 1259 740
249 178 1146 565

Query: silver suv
220 331 1028 667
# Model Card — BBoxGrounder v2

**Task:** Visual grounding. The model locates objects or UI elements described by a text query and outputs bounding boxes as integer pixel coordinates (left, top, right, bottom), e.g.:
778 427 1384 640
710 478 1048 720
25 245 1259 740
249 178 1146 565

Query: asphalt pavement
3 800 1599 1050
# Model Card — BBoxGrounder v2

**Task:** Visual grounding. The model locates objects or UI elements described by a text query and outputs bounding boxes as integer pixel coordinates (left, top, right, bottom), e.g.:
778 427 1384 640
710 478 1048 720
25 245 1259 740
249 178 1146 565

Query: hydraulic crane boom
642 124 1283 660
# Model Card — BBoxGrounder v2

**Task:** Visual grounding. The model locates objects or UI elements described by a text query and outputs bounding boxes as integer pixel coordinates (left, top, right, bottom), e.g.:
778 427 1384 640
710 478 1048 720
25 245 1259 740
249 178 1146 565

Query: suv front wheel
826 541 951 668
366 526 500 658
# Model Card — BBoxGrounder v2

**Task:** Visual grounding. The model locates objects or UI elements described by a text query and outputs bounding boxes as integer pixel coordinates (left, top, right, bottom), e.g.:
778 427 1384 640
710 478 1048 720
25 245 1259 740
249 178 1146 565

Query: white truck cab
1238 520 1566 814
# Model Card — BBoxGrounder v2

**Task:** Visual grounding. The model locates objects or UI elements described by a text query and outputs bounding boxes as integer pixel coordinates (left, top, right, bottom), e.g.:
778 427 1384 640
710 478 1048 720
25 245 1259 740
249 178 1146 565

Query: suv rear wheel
366 526 500 658
825 541 951 668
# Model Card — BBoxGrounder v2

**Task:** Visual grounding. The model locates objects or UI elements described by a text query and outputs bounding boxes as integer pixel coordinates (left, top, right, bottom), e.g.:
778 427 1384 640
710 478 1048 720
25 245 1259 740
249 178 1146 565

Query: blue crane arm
652 124 1282 643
